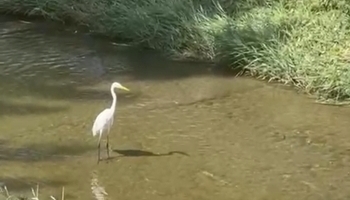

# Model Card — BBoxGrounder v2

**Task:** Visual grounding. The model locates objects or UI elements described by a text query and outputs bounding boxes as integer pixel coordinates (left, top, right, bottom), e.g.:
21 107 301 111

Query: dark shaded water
1 16 350 200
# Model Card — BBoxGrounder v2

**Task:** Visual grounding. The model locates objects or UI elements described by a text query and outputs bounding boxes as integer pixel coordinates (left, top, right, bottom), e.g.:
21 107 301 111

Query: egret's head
112 82 130 91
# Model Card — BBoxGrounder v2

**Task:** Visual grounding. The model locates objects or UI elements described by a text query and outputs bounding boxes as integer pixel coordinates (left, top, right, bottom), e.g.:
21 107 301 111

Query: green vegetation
1 0 350 102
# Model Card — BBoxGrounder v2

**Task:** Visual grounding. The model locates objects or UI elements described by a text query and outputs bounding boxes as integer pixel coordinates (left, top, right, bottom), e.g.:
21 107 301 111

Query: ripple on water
1 16 350 200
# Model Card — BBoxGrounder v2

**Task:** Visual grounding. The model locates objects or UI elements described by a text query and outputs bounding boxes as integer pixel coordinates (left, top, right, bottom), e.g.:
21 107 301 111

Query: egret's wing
92 109 111 136
110 115 114 127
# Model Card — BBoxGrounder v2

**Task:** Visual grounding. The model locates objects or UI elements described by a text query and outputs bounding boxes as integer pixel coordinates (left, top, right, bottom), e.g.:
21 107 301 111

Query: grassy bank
1 0 350 102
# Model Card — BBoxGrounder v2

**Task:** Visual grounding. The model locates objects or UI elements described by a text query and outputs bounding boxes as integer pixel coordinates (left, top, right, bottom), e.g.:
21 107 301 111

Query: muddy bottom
0 16 350 200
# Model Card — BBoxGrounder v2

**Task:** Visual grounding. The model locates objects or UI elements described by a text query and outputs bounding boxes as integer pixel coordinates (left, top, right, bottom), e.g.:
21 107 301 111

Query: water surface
0 16 350 200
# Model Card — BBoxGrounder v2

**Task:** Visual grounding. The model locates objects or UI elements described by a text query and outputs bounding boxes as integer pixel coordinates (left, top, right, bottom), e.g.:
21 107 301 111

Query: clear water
0 16 350 200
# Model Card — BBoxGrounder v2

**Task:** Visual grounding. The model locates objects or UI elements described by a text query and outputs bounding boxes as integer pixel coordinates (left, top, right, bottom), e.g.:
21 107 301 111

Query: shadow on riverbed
0 75 140 101
0 100 68 117
0 140 93 162
113 149 189 157
102 149 189 162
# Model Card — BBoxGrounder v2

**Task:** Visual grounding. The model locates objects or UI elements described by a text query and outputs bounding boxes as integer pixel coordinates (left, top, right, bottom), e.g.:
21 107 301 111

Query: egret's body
92 109 114 137
92 82 130 163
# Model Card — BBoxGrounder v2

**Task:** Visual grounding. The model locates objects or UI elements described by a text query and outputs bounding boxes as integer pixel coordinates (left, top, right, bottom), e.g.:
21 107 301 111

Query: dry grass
0 185 64 200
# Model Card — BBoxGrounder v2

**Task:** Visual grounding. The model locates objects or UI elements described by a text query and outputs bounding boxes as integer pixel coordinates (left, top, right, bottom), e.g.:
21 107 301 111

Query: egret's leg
106 127 111 158
97 131 103 164
106 134 110 158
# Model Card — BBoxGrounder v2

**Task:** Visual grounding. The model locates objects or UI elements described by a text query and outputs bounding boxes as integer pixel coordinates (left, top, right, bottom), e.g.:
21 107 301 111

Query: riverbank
2 10 350 200
1 0 349 102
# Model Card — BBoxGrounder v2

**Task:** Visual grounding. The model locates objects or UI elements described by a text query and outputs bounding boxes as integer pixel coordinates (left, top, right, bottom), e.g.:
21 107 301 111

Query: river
0 16 350 200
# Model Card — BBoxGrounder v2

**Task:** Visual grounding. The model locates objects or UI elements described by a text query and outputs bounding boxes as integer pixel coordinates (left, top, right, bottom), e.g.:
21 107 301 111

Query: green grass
1 0 350 102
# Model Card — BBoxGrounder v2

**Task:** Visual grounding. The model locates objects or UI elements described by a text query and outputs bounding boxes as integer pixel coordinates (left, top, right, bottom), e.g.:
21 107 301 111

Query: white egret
92 82 130 163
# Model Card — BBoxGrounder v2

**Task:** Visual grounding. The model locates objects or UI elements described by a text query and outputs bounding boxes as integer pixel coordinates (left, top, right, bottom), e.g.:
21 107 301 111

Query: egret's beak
120 86 130 91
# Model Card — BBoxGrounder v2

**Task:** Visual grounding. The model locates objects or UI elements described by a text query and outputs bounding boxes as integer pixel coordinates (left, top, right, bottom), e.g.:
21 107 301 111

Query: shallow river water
0 16 350 200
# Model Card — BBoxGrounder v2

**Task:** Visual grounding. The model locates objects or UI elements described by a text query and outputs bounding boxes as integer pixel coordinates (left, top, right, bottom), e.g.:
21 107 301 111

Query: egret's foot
107 150 110 159
106 146 110 159
106 135 110 159
97 143 101 164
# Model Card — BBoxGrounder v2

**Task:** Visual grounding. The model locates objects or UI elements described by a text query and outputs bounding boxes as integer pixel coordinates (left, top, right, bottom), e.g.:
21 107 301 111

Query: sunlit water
0 16 350 200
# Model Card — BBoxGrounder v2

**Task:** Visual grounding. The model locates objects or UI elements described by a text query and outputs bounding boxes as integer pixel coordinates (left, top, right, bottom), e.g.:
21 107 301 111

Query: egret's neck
110 87 117 111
